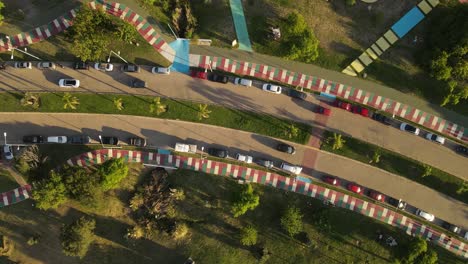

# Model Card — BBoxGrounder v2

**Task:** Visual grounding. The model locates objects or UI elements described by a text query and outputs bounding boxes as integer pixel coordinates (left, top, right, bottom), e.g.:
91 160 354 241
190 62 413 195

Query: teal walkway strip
229 0 253 52
169 39 190 73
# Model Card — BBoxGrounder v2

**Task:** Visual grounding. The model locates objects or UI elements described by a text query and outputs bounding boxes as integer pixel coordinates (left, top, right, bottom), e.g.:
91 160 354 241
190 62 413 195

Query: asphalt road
0 112 466 229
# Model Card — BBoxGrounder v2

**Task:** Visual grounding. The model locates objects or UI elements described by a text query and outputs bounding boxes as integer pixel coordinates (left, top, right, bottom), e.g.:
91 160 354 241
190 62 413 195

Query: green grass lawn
320 131 468 204
0 169 20 192
0 92 311 144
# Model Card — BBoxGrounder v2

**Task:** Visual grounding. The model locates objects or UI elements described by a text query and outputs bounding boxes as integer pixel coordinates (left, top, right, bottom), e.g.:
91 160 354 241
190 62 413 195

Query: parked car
455 145 468 157
280 163 302 174
37 61 56 69
14 62 32 69
315 106 331 116
3 145 13 160
256 158 274 169
234 78 252 87
387 197 407 210
190 69 207 79
207 148 228 158
425 133 445 145
101 136 119 145
347 183 362 194
322 175 340 186
276 143 296 155
368 190 385 201
351 105 369 117
262 83 282 94
333 100 352 111
68 135 91 144
235 153 253 164
47 136 67 144
94 63 114 72
400 123 420 135
151 66 170 74
415 209 435 222
371 113 391 125
208 73 228 84
131 79 147 88
58 79 80 88
121 64 140 72
289 89 307 100
129 137 147 147
441 222 461 234
23 135 44 144
74 62 89 70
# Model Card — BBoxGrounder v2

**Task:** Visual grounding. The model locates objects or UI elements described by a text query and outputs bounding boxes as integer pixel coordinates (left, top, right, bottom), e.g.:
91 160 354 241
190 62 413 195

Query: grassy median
320 131 468 204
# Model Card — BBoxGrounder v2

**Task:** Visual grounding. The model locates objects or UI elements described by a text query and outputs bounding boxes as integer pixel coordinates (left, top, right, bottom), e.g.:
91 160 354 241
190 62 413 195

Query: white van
152 66 171 75
235 153 253 164
234 77 252 87
280 163 302 175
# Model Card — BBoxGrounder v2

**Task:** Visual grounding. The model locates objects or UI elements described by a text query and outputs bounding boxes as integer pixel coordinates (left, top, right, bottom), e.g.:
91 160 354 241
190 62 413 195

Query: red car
323 175 340 185
333 100 352 111
352 105 369 117
347 183 362 194
190 69 207 79
315 106 331 116
369 190 385 201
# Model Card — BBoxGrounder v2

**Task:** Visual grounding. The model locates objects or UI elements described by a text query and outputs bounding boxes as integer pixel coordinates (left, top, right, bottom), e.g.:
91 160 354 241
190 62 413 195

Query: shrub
32 171 67 210
172 223 189 240
231 184 260 217
240 225 258 246
345 0 356 6
61 217 96 258
97 158 129 191
280 206 303 237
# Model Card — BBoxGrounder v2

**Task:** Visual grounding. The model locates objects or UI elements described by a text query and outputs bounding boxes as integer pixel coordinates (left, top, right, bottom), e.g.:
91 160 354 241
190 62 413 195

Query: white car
400 123 420 135
280 163 302 175
94 63 114 72
3 145 13 160
262 83 282 94
425 133 445 145
151 66 170 74
235 153 253 164
416 209 435 222
47 136 67 144
14 61 32 69
234 77 253 87
58 79 80 88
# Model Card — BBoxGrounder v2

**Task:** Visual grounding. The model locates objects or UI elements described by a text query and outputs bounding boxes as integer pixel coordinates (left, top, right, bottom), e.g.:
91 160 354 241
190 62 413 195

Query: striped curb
0 185 32 208
65 149 467 258
188 54 467 143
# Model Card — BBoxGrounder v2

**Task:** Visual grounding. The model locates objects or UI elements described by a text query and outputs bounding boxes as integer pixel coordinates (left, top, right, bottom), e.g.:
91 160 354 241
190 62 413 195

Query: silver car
37 62 56 69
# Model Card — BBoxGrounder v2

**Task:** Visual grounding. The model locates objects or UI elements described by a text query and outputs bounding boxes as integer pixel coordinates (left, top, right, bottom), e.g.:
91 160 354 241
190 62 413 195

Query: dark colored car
68 135 91 144
207 148 228 158
289 89 307 100
122 64 140 72
129 137 147 147
208 73 228 84
441 222 461 234
256 158 274 169
131 79 147 88
74 62 89 70
322 175 340 186
315 106 331 116
333 100 352 111
276 143 296 155
101 136 119 145
351 105 369 117
368 190 385 201
347 183 362 194
387 197 407 210
23 135 44 144
190 69 207 79
372 113 391 125
455 145 468 157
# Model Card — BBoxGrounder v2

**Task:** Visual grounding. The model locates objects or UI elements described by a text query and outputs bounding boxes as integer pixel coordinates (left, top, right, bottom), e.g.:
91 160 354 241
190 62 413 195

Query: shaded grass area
320 131 468 204
0 92 310 144
0 169 20 192
37 144 97 168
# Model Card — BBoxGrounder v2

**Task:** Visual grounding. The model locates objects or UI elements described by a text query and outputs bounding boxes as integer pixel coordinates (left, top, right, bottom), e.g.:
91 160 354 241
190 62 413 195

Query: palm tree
284 124 299 139
20 92 40 109
331 133 345 150
149 97 167 116
113 98 124 111
197 104 211 120
62 92 80 110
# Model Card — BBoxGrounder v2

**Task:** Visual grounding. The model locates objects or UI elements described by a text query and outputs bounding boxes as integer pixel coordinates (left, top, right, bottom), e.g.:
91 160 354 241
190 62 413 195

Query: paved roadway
0 64 466 180
0 113 466 228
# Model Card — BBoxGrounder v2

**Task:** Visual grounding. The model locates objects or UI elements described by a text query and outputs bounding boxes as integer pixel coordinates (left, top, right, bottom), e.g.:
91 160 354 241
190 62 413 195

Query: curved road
0 65 466 180
0 112 466 228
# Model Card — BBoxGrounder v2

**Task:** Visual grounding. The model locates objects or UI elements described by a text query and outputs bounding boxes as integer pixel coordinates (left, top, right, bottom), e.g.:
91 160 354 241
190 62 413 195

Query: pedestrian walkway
66 149 468 259
0 185 32 208
168 39 190 73
229 0 253 52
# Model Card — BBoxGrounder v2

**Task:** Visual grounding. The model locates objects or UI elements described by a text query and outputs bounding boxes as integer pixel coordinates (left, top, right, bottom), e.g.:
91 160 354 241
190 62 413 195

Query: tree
113 98 124 111
345 0 356 6
281 12 319 63
369 150 381 164
149 97 167 116
20 92 40 109
421 165 432 178
97 158 129 191
62 166 102 205
61 217 96 258
416 249 438 264
197 104 211 120
114 20 138 43
280 206 303 237
0 1 5 25
62 93 80 110
231 184 260 217
329 133 346 150
32 171 67 210
240 225 258 246
284 124 299 139
404 236 427 263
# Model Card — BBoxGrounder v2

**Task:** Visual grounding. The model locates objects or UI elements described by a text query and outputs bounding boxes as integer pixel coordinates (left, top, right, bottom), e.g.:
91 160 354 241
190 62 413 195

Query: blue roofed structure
391 7 425 38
